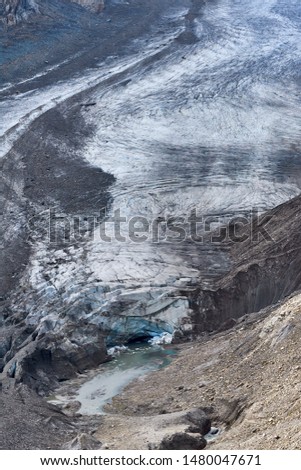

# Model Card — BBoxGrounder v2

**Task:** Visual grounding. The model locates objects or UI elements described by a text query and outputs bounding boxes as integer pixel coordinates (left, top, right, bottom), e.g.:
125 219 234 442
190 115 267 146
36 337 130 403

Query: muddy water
49 343 178 415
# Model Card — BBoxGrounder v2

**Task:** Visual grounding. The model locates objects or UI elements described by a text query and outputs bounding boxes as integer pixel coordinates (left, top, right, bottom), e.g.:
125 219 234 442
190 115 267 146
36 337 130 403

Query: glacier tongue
3 0 301 389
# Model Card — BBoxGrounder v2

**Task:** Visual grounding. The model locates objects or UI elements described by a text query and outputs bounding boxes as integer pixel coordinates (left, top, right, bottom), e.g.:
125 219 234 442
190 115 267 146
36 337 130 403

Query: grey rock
62 401 82 416
71 1 104 13
7 361 16 378
159 432 206 450
2 322 108 393
185 408 212 435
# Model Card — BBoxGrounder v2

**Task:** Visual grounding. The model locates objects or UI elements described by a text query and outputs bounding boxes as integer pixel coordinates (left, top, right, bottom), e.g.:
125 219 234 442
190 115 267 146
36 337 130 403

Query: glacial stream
49 342 178 415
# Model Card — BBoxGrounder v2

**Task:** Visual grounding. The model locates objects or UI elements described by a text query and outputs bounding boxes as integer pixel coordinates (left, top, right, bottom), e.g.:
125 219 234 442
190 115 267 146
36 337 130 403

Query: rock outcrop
2 322 108 393
185 408 212 435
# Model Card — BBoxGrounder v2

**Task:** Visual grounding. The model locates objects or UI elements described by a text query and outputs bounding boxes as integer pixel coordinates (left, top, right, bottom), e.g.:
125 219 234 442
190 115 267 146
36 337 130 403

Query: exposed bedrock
190 195 301 333
3 322 108 393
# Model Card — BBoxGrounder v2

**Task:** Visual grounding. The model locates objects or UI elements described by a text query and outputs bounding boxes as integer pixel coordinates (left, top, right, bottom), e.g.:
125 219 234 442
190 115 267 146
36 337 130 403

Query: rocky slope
0 378 77 449
190 193 301 333
0 376 106 449
2 279 301 449
97 291 301 449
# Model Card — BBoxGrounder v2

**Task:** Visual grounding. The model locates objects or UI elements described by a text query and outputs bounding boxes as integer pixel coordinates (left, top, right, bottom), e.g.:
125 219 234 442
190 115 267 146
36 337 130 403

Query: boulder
185 408 212 435
159 432 206 450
